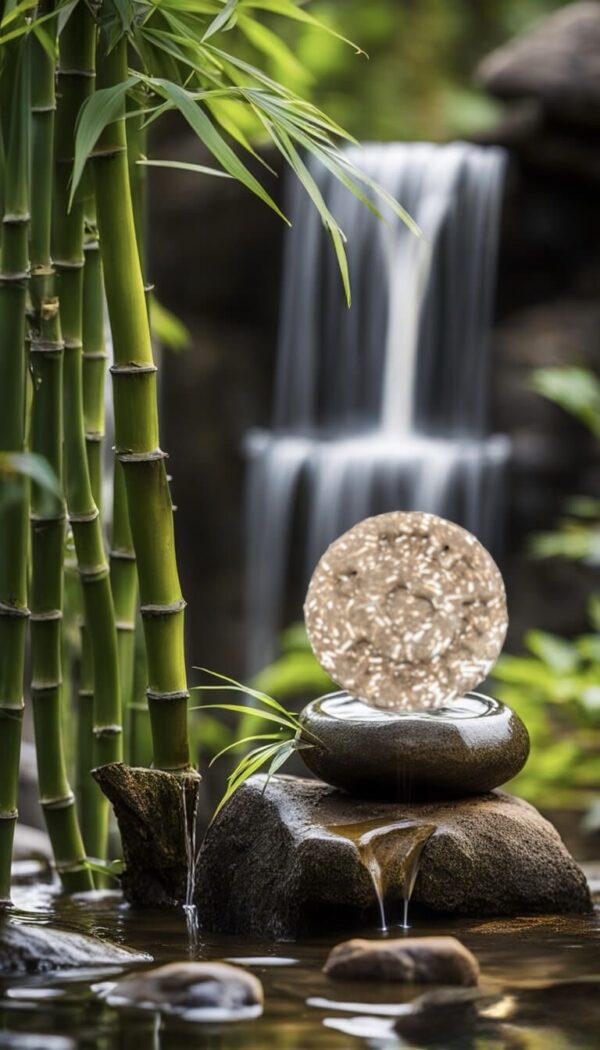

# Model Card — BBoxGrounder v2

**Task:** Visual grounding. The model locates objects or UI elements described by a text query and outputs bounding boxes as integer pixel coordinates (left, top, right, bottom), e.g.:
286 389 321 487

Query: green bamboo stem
110 459 137 756
0 35 31 906
82 200 106 511
55 2 122 857
94 34 191 772
129 611 153 767
28 4 92 891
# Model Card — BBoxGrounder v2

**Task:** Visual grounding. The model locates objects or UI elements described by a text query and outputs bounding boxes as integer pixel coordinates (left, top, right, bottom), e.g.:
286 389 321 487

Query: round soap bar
304 511 508 710
298 692 529 800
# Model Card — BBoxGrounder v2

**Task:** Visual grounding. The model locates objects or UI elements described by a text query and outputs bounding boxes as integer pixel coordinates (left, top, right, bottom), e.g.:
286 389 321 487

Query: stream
1 874 598 1048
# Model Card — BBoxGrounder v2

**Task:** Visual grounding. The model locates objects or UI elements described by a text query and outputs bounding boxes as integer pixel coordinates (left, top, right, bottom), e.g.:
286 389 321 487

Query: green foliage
191 667 316 817
0 451 61 514
149 293 191 351
252 621 334 701
531 366 600 439
66 0 423 305
492 602 600 807
529 367 600 565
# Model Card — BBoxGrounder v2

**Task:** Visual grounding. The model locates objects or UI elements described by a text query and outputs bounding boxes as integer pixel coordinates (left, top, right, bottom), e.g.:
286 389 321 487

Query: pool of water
1 876 599 1049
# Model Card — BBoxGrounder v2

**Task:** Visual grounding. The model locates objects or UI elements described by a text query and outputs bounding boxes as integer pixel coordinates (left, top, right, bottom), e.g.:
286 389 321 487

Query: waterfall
245 142 509 674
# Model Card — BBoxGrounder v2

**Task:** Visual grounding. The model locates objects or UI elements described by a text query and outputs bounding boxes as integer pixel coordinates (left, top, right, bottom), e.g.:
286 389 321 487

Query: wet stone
0 921 151 976
299 691 529 799
394 987 482 1044
324 936 479 985
195 775 592 939
304 511 507 710
105 962 264 1020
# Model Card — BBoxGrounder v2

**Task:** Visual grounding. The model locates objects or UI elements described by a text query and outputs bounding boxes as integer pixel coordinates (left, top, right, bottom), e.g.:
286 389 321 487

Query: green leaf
202 0 239 42
208 732 283 766
149 293 192 351
241 0 367 56
138 75 289 222
0 452 61 498
525 631 579 674
71 77 139 206
189 702 301 733
84 857 123 883
531 367 600 438
140 157 233 178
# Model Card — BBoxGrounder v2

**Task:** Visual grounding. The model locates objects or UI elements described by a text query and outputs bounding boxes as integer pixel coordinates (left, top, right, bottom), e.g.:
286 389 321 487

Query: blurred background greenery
244 0 566 140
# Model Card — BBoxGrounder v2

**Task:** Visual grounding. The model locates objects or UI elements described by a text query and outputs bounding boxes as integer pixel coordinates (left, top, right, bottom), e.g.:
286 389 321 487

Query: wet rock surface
93 763 201 908
299 692 529 799
196 775 592 938
0 920 151 975
105 961 263 1019
323 936 479 985
394 987 483 1044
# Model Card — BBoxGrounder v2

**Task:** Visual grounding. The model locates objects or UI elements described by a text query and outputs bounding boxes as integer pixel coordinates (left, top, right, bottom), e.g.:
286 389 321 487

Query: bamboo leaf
190 702 301 733
193 666 301 718
71 77 139 206
202 0 238 41
139 157 233 178
0 452 61 498
208 732 283 766
240 0 367 55
149 292 192 351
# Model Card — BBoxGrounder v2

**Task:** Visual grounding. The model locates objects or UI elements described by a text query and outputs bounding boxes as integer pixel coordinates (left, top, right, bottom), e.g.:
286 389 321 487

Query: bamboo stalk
82 198 106 511
29 3 92 891
55 2 122 857
0 34 31 906
94 35 191 772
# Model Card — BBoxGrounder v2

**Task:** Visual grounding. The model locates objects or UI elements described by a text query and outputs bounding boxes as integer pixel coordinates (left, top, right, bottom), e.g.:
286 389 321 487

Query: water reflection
0 880 598 1048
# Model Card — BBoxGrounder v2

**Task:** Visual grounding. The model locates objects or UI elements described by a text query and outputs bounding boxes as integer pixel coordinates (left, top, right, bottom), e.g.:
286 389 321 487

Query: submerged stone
323 936 479 985
105 961 263 1020
394 987 482 1043
0 920 151 975
299 692 530 799
195 775 591 939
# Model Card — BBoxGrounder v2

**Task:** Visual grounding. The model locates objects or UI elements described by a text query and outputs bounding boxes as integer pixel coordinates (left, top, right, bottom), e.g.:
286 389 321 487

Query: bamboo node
54 258 85 271
31 680 62 692
116 620 136 632
0 809 18 821
141 598 187 618
117 448 168 463
78 564 110 582
0 270 29 283
110 362 157 376
85 431 104 443
109 548 136 562
29 338 64 354
69 508 99 524
0 601 30 619
2 212 30 225
30 512 66 525
30 609 63 622
147 689 190 702
0 702 24 715
41 793 75 811
78 689 94 699
56 860 88 875
82 350 108 361
93 724 123 738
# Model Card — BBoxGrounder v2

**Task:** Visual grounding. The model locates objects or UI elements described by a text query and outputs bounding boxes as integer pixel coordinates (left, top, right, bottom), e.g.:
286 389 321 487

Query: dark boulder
196 775 592 939
0 920 150 975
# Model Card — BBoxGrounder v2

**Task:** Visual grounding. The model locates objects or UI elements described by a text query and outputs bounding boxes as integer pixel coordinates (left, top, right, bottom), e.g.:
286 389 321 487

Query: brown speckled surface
304 512 508 710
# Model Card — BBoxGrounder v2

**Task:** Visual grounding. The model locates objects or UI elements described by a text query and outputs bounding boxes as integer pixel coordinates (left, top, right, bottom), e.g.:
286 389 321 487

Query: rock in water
195 775 592 939
104 962 263 1020
0 921 151 975
298 692 529 799
92 762 201 908
323 936 479 985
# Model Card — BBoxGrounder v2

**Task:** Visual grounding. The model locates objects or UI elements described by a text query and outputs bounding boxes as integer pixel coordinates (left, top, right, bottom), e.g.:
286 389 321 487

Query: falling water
181 781 200 954
245 142 508 673
326 819 436 931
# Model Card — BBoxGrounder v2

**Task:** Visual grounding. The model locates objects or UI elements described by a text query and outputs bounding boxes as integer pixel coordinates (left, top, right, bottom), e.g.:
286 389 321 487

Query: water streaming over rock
326 819 436 931
181 782 200 954
245 142 508 672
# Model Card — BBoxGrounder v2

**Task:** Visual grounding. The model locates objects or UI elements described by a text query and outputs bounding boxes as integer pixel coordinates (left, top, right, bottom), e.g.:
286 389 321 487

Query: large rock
104 961 263 1020
93 763 201 908
196 775 591 939
298 692 529 799
0 920 151 975
477 2 600 126
323 936 479 985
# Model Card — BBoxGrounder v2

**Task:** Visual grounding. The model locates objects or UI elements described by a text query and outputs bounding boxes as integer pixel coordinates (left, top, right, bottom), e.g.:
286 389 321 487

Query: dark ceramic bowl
298 691 529 801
